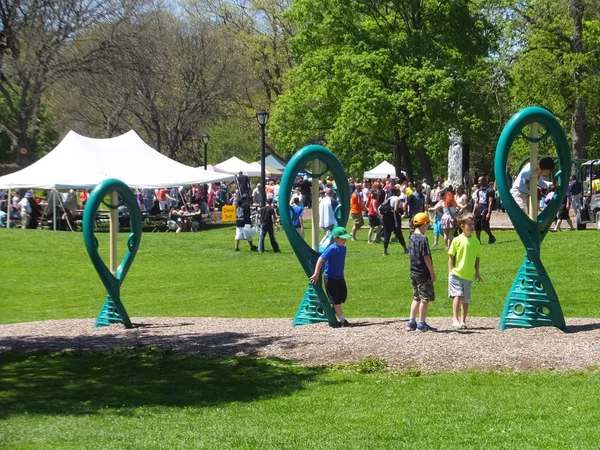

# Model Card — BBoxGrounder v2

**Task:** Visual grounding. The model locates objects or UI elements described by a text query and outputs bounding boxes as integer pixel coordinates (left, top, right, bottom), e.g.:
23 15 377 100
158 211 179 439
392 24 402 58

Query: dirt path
2 317 600 372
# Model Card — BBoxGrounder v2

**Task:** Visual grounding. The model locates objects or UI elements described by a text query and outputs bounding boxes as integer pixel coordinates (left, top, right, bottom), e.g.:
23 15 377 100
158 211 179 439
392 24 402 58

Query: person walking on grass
552 194 575 232
258 198 281 253
448 213 483 330
473 177 497 244
310 226 352 328
406 212 437 332
234 194 258 252
367 188 382 244
350 183 366 241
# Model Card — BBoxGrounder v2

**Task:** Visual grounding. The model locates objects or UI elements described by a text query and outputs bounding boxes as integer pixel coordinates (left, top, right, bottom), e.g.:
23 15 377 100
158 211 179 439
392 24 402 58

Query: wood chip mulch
2 317 600 372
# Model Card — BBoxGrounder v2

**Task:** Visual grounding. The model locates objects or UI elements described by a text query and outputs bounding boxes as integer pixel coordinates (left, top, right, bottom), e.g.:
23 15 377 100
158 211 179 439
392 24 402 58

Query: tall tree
509 0 600 160
0 0 139 165
53 11 237 164
270 0 497 180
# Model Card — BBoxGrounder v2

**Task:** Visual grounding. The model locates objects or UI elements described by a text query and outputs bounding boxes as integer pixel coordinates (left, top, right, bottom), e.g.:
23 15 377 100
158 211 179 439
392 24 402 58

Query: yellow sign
221 205 236 222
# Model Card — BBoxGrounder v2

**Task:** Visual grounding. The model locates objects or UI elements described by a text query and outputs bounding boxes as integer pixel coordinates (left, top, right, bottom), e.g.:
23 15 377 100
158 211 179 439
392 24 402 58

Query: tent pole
55 190 73 232
53 190 57 231
7 188 11 229
311 160 319 251
110 191 118 274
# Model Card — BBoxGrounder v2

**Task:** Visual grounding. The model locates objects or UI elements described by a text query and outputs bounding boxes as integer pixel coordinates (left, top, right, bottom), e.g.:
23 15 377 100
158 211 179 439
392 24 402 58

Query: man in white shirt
18 193 32 229
319 189 337 234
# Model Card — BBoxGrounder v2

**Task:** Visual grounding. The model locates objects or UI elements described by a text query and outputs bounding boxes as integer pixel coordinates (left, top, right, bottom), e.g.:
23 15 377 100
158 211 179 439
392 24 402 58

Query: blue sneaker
417 322 437 332
406 321 417 331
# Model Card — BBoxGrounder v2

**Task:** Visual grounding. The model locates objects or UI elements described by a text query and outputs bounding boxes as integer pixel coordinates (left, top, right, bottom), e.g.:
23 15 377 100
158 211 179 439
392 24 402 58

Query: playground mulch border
2 317 600 372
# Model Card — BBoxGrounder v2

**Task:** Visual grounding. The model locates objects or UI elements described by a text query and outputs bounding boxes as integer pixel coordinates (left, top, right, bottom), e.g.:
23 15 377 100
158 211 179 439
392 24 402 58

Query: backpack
378 199 392 216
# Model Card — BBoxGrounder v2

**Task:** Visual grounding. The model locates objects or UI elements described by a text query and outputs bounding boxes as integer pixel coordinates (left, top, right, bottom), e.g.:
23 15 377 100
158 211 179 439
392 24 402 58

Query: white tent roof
364 161 405 179
0 130 233 189
214 157 261 176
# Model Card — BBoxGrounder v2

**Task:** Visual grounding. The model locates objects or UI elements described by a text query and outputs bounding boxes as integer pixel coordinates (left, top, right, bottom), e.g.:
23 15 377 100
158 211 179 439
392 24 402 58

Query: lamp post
202 134 210 170
256 109 269 207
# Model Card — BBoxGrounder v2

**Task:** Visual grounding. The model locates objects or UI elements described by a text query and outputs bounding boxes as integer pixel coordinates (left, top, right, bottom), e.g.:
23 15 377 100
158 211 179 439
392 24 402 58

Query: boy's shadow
565 323 600 333
350 320 399 328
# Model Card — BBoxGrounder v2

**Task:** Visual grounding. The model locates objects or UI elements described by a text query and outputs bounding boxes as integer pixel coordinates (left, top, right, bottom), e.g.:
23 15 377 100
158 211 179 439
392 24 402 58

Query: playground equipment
83 179 142 328
494 107 570 331
279 145 349 327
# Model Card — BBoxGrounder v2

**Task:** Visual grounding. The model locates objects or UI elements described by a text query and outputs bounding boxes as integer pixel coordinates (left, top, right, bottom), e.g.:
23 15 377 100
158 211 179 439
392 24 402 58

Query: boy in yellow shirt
448 213 483 330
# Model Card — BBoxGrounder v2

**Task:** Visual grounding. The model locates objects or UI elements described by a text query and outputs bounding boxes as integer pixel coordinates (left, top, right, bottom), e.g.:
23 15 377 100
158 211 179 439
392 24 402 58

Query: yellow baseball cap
413 212 433 226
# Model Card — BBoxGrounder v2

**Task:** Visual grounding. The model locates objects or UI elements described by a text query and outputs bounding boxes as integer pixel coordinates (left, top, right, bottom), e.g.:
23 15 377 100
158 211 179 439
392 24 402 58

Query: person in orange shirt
350 183 366 240
79 190 89 209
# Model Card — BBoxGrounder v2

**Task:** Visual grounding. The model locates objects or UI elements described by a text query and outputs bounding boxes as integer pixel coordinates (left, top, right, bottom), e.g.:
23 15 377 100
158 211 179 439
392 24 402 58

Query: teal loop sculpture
83 179 142 328
494 107 570 330
279 145 350 327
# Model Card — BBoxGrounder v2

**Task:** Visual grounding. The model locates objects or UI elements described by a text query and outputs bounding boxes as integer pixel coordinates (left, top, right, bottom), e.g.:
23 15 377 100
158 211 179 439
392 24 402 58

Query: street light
256 109 269 207
202 134 210 170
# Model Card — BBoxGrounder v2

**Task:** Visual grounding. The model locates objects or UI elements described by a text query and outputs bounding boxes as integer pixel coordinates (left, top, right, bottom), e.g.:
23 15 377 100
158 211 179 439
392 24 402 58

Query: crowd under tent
0 130 234 229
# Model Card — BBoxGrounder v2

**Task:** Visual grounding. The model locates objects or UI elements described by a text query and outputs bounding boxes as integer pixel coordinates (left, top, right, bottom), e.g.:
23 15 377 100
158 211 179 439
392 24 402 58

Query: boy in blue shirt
310 226 352 327
290 197 304 237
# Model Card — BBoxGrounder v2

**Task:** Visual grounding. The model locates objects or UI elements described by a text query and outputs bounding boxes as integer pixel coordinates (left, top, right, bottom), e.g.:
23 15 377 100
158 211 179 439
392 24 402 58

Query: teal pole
279 145 349 327
83 179 142 328
495 107 570 330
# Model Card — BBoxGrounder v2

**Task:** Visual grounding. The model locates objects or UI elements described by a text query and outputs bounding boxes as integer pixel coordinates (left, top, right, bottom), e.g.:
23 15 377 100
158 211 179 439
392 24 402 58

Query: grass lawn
1 349 600 449
0 226 598 324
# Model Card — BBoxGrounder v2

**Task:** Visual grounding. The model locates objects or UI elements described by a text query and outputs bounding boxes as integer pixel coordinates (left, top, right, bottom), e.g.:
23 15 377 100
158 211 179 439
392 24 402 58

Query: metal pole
109 191 118 274
204 142 208 171
311 159 319 251
6 188 11 229
53 190 57 231
260 124 266 207
528 122 539 221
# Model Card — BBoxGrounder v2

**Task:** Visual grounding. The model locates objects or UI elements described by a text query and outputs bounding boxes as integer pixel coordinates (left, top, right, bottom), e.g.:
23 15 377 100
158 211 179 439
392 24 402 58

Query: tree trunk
393 129 403 180
397 134 413 181
418 147 433 184
570 0 588 160
462 141 470 177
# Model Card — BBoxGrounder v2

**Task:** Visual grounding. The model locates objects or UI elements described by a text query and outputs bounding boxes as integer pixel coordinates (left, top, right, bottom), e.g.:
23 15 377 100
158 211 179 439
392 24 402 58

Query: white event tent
363 161 405 179
214 157 261 176
0 130 235 230
0 130 234 190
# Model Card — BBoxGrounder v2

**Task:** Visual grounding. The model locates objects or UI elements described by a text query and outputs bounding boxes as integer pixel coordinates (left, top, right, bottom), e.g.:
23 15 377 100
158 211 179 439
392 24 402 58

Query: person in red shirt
350 183 366 241
79 190 89 209
367 188 382 244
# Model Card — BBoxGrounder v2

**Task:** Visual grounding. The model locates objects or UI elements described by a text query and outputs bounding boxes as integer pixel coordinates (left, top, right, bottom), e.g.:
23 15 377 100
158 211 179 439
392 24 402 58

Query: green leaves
272 0 499 179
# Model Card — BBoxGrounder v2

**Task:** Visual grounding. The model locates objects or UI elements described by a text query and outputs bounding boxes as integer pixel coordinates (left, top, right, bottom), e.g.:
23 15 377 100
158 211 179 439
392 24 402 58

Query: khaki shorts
510 186 530 214
351 213 364 228
20 211 30 227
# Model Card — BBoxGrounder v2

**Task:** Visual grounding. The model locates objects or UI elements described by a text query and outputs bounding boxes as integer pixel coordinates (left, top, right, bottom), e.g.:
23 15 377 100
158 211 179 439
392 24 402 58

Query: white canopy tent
214 157 261 176
363 161 405 179
0 130 234 229
0 130 234 189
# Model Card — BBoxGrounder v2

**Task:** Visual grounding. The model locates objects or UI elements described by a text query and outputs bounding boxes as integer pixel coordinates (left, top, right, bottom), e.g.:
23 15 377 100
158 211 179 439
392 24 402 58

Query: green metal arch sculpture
494 107 570 330
279 145 350 327
83 178 142 328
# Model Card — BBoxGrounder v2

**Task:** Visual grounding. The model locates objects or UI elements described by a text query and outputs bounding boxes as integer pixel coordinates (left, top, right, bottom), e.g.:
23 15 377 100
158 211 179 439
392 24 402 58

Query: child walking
406 212 437 332
310 226 352 327
448 213 483 330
